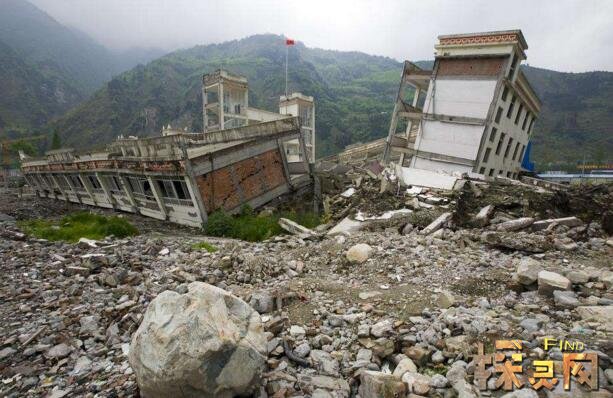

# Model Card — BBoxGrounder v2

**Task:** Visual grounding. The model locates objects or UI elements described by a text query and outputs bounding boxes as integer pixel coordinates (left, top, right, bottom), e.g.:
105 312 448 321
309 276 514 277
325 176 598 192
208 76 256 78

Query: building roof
438 29 528 51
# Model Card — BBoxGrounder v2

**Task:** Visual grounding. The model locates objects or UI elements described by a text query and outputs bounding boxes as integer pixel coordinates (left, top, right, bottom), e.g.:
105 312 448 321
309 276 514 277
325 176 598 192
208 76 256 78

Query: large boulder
346 243 373 264
537 271 571 296
128 282 267 398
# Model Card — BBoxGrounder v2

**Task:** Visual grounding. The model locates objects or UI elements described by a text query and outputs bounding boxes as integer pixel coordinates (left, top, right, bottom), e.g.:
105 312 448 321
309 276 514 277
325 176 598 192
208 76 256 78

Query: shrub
191 241 218 253
18 212 138 242
204 208 321 242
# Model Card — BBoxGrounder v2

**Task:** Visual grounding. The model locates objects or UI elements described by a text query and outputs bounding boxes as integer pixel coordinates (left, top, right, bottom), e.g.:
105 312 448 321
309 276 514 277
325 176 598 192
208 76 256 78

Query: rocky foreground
0 178 612 398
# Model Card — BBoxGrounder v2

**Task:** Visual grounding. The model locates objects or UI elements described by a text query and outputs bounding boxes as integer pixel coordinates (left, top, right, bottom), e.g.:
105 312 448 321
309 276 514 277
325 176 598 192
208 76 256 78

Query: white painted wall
426 79 497 118
416 120 486 161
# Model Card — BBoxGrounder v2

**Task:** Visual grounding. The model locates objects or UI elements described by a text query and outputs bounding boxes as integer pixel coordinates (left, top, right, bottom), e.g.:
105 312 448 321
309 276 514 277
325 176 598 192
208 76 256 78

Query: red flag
286 38 295 45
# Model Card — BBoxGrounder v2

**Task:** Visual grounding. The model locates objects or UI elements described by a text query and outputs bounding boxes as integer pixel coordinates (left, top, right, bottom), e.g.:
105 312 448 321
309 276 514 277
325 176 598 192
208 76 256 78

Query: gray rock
538 270 571 296
500 389 539 398
359 370 406 398
566 270 589 284
128 282 267 398
249 290 274 314
553 290 580 309
516 257 543 285
370 319 393 337
293 341 311 358
46 343 71 359
430 373 449 388
436 290 455 308
311 350 340 376
346 243 373 264
402 371 431 395
392 357 417 378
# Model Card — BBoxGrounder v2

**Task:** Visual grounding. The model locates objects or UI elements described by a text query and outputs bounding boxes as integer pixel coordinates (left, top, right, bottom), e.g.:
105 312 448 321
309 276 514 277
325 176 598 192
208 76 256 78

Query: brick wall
437 57 505 77
195 149 287 213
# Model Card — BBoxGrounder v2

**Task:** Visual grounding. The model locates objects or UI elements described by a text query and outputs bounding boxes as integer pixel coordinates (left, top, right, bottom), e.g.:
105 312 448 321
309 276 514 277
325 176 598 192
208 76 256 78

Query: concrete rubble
1 166 612 397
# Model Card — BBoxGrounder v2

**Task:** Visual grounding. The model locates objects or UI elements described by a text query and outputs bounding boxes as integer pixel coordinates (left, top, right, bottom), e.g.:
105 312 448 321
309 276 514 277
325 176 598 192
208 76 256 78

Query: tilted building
383 30 541 185
21 71 315 227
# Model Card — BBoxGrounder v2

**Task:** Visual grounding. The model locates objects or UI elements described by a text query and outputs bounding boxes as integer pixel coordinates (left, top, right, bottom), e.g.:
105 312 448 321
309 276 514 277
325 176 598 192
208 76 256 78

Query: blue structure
521 141 535 172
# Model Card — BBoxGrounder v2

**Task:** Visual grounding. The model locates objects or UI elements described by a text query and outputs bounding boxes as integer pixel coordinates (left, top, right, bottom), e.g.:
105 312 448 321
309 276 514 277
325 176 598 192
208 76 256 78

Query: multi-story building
202 70 315 163
383 30 541 181
279 93 315 163
20 74 315 227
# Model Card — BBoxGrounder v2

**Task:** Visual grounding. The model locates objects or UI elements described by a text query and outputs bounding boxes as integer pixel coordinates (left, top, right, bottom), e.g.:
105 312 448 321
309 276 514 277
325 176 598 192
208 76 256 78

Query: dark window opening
496 133 506 155
512 142 520 160
489 127 497 142
488 169 495 176
522 113 530 130
483 148 491 163
479 167 486 174
506 95 516 118
504 137 514 158
501 86 509 101
495 107 503 123
514 104 523 125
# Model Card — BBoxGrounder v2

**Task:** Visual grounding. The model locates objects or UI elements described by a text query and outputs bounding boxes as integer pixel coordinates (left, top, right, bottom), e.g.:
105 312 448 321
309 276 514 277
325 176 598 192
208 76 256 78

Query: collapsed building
20 71 315 227
383 30 541 189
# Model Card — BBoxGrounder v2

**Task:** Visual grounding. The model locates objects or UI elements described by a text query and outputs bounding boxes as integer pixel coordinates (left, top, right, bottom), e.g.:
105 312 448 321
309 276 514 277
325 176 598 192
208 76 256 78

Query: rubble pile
1 172 612 397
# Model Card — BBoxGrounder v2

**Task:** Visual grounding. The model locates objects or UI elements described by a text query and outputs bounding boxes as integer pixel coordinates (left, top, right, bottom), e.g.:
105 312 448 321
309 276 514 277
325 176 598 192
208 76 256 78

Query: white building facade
384 30 541 180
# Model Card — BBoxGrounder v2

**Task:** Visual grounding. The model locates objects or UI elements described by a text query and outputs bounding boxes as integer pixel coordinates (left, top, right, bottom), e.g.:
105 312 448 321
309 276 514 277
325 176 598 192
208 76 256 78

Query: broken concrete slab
496 217 535 232
420 212 452 235
327 217 362 236
531 216 583 231
473 205 494 227
278 218 316 236
395 165 459 190
481 231 553 252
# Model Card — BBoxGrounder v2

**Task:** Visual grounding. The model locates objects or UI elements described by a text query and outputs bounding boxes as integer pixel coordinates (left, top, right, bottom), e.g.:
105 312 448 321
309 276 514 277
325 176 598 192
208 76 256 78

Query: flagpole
285 42 289 96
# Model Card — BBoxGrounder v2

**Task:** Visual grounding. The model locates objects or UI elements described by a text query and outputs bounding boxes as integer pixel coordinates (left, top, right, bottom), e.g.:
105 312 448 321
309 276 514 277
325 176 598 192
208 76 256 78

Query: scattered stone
421 212 452 235
359 370 406 398
278 218 316 236
515 257 543 285
537 271 571 296
531 216 583 231
346 243 373 264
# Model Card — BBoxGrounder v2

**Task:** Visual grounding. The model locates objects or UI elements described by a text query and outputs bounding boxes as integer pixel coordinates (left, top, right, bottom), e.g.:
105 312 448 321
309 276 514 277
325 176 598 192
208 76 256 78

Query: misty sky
31 0 613 72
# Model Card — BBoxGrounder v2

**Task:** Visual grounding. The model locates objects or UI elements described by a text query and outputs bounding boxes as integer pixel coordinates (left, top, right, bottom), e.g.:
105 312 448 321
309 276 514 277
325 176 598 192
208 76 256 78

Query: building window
482 148 491 163
501 86 509 101
494 107 503 124
156 178 193 206
68 175 85 191
489 127 497 142
87 175 103 191
504 137 514 158
514 104 523 125
499 170 503 175
105 176 124 195
512 142 521 160
496 133 506 155
522 113 530 130
508 54 520 79
488 169 495 177
506 95 516 118
127 177 156 203
507 171 512 178
479 167 486 174
519 145 526 161
527 118 535 134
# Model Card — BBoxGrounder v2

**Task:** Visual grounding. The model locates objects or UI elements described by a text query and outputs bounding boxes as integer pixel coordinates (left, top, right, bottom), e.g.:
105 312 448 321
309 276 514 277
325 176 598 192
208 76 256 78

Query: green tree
51 130 62 149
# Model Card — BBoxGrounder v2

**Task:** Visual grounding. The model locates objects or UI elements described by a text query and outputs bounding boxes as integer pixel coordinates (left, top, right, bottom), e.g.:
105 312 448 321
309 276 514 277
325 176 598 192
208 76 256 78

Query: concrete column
49 174 66 201
202 79 207 133
180 142 208 226
383 101 400 164
147 176 168 219
79 173 98 206
118 175 138 212
96 172 116 209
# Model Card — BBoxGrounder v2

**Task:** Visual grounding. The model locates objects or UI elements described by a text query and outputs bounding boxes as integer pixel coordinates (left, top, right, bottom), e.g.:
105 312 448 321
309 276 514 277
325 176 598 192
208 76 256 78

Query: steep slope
0 40 82 131
0 0 165 135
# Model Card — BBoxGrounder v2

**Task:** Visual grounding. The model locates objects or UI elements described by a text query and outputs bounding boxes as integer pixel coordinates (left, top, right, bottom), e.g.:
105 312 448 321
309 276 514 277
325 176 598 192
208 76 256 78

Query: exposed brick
437 57 504 77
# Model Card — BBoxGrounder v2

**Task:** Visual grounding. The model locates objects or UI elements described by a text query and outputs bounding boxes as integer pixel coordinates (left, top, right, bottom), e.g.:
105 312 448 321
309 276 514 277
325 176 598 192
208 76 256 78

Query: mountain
521 66 613 169
0 0 164 134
